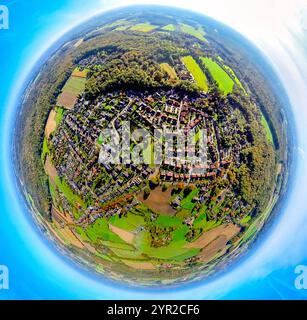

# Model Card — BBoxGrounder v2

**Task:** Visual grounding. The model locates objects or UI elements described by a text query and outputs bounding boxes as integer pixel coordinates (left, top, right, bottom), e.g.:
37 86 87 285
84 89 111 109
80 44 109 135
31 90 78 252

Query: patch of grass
143 139 155 167
240 215 252 226
180 24 207 42
41 137 49 164
49 178 56 202
62 76 86 95
181 56 208 92
223 64 246 94
194 216 221 231
104 19 129 29
134 231 199 260
109 213 145 232
171 225 189 242
115 25 130 31
181 188 199 210
85 218 127 244
130 23 157 33
201 57 234 94
54 176 86 209
97 133 103 145
155 215 182 228
55 107 65 126
162 24 176 31
160 63 177 79
261 114 274 144
111 248 146 260
101 241 134 250
74 226 90 241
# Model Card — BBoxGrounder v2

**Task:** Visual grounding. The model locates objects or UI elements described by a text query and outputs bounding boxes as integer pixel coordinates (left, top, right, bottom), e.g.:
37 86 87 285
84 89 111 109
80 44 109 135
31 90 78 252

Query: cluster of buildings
50 88 252 225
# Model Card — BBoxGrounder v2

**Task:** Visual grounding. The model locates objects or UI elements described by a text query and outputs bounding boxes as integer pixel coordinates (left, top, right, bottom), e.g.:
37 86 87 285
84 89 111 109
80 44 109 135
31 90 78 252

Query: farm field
56 68 87 109
181 56 208 91
62 76 86 95
201 57 234 94
180 23 207 42
261 114 274 144
138 187 177 216
160 63 177 79
162 24 176 31
223 64 246 93
130 23 157 32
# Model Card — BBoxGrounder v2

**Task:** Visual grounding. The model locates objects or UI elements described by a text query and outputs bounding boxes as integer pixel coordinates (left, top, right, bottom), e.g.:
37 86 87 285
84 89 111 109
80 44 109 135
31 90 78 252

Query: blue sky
1 0 307 299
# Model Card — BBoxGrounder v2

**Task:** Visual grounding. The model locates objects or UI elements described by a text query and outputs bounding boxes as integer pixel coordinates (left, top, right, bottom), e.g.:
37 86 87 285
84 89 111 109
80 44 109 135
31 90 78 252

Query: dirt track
109 224 135 245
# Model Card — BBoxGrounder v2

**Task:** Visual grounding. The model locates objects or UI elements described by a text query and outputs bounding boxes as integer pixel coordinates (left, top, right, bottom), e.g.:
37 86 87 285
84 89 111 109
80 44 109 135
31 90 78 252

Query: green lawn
180 24 207 42
181 56 208 92
130 23 157 32
97 133 103 145
261 114 274 144
162 24 176 31
62 76 86 95
240 215 252 226
201 57 234 94
143 139 155 167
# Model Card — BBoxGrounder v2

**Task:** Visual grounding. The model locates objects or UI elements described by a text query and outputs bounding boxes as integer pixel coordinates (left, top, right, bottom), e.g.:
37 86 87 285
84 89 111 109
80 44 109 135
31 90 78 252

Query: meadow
201 57 234 94
181 56 208 92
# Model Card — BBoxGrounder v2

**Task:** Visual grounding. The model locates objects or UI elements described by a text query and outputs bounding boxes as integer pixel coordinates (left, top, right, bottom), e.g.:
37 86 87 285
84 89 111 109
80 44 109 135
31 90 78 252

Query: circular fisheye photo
14 6 290 287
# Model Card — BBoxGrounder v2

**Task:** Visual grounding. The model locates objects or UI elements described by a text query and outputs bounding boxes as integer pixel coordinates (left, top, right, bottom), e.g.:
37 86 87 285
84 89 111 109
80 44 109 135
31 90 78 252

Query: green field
110 247 146 260
115 25 130 31
223 64 246 93
181 56 208 92
97 133 103 145
130 23 157 32
85 218 127 243
162 24 176 31
104 19 129 29
134 230 199 261
41 137 49 163
180 24 207 42
109 213 145 232
201 57 234 94
62 76 86 95
155 215 182 228
261 114 274 144
55 107 65 126
54 176 86 209
181 188 199 210
160 63 177 79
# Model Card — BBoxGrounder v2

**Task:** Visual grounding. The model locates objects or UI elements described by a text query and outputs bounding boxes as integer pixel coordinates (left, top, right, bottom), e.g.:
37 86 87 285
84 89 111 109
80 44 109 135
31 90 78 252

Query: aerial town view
15 7 289 286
